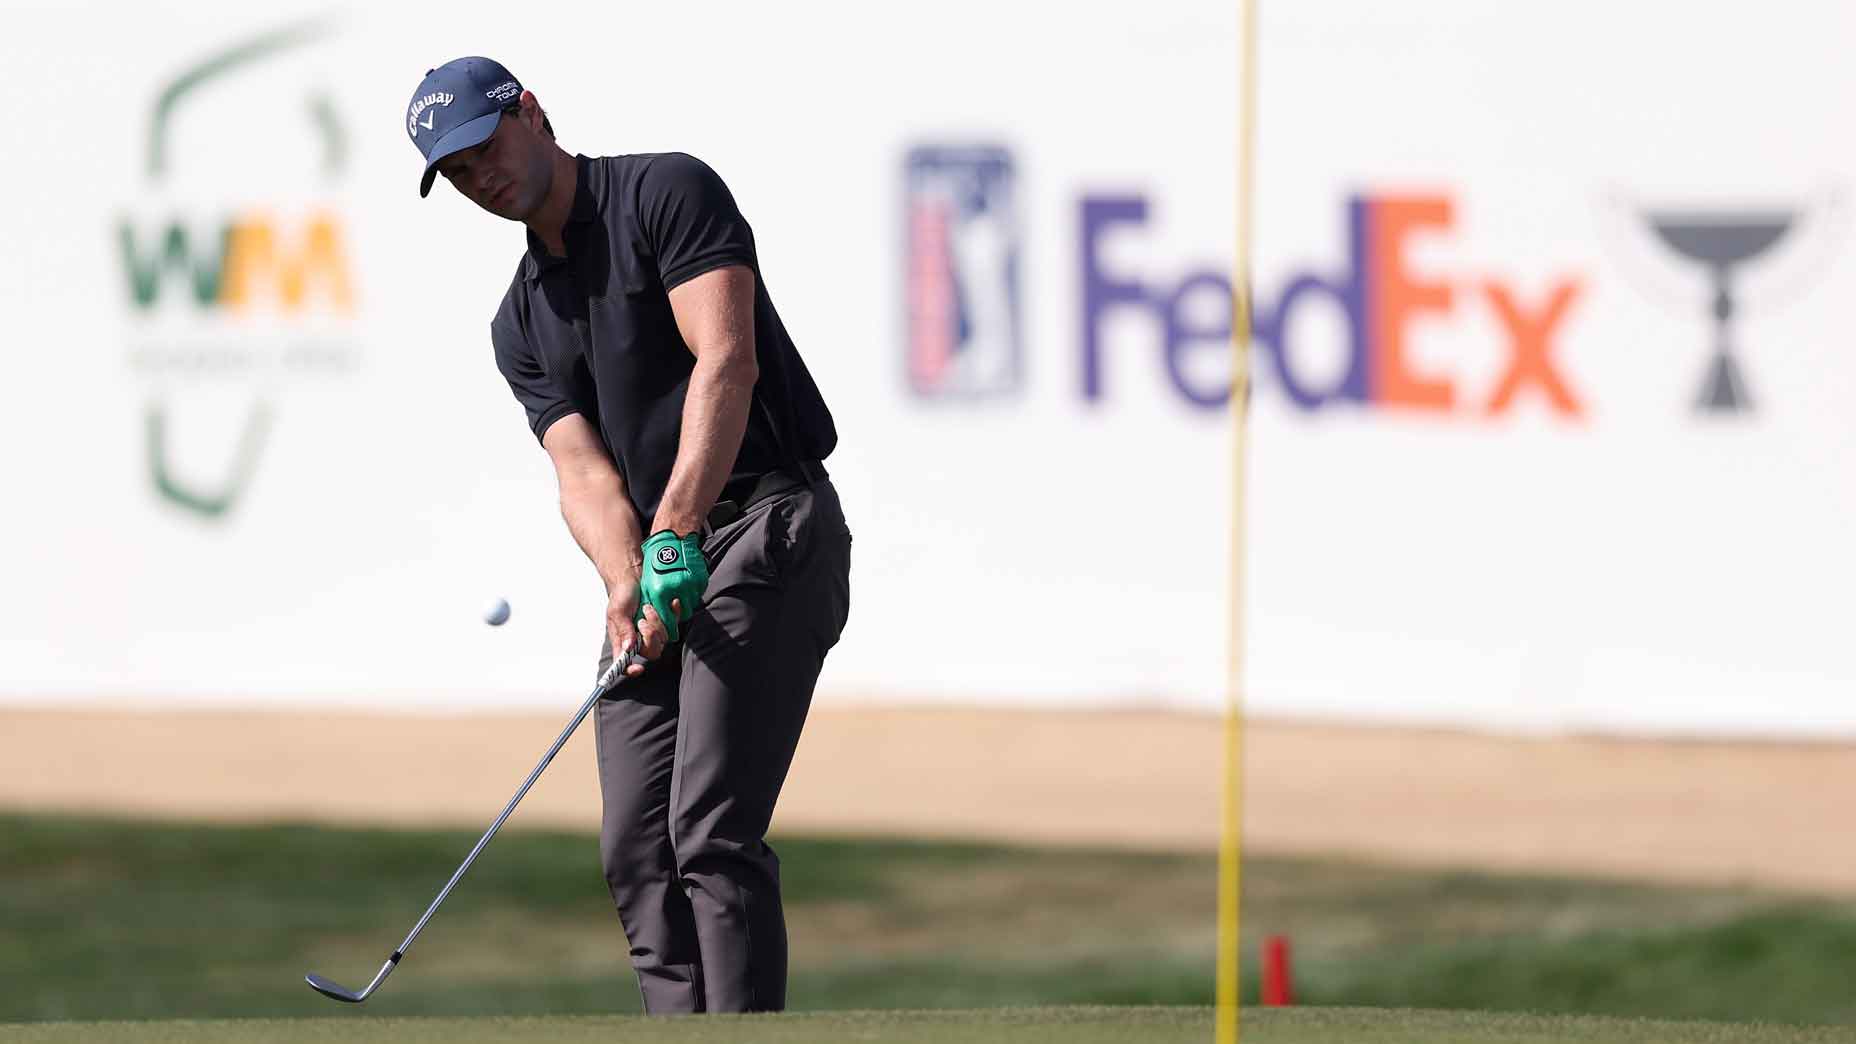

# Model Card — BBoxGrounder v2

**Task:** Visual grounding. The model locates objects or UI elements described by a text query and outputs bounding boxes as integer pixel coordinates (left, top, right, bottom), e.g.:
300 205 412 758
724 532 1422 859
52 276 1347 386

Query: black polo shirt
490 152 836 524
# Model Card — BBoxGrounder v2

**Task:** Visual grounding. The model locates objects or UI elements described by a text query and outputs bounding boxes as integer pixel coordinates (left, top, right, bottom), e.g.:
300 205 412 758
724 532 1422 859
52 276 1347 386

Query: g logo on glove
638 530 708 644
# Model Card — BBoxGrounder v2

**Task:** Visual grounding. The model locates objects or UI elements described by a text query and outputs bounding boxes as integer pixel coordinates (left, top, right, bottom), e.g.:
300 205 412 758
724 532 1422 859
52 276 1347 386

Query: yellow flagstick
1215 0 1259 1042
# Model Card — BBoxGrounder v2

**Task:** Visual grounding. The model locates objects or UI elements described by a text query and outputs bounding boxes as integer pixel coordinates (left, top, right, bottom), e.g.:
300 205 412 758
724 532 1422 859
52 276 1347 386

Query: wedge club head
306 953 398 1003
304 974 363 1003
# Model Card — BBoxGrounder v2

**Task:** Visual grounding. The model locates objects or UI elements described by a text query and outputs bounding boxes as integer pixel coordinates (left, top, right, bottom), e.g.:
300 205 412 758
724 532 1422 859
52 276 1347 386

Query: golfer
405 56 851 1014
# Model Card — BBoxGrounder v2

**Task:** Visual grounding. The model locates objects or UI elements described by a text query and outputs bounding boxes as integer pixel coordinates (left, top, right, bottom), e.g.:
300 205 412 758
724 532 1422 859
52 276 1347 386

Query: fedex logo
1082 193 1585 416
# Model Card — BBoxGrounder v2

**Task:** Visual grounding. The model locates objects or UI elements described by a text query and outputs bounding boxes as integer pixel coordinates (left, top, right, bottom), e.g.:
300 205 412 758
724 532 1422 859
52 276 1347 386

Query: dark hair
501 101 554 139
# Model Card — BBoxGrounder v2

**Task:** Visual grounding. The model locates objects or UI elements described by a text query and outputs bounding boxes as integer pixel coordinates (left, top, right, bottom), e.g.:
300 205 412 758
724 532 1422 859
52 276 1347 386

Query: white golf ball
483 597 511 627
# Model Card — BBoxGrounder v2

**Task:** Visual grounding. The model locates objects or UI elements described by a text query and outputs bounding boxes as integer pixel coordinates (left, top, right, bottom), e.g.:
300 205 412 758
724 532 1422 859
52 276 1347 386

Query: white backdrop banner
2 1 1853 734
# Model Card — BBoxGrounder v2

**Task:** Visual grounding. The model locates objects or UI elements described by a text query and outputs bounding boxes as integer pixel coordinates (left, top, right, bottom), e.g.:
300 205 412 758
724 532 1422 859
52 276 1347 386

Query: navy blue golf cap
406 56 524 197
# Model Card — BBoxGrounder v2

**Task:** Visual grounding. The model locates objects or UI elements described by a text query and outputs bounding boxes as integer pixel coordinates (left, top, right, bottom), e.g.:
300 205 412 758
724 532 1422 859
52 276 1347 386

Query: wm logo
119 215 354 313
123 18 355 520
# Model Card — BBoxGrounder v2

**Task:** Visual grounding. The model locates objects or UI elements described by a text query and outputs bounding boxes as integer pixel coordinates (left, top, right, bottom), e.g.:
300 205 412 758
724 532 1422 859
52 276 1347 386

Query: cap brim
418 110 503 198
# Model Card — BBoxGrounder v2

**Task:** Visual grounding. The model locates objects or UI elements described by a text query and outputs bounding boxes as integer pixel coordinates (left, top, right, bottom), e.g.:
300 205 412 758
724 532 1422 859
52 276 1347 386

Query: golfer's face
435 117 530 219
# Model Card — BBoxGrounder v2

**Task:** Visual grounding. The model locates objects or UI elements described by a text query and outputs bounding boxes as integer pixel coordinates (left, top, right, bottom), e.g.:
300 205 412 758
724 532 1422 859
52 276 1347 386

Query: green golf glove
637 530 708 644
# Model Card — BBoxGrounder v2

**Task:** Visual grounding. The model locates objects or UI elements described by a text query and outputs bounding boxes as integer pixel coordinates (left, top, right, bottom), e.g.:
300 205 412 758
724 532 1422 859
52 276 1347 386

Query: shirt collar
522 154 598 283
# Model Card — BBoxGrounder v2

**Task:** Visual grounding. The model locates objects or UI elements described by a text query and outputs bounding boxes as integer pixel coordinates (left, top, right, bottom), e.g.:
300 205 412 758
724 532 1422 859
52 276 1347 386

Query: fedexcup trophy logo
1611 191 1840 415
1647 210 1794 412
118 18 358 519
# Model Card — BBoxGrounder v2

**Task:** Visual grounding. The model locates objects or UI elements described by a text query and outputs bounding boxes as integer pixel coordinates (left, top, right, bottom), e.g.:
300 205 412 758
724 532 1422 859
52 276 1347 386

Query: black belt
705 460 827 532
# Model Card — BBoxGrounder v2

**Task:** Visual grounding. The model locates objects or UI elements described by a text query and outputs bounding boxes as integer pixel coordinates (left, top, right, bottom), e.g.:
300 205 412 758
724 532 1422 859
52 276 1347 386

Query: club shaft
391 662 625 960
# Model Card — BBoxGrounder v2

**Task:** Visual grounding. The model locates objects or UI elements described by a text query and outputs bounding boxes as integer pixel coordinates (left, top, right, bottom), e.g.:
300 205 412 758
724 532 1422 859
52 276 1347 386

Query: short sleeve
637 153 757 291
492 315 576 441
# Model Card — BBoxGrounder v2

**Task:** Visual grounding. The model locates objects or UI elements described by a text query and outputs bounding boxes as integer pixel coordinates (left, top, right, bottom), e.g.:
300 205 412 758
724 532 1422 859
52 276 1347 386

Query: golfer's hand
637 530 708 654
636 601 673 663
605 584 649 678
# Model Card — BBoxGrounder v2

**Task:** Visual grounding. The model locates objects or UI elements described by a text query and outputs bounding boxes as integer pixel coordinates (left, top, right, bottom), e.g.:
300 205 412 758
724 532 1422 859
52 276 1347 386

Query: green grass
8 1008 1856 1044
4 814 1856 1027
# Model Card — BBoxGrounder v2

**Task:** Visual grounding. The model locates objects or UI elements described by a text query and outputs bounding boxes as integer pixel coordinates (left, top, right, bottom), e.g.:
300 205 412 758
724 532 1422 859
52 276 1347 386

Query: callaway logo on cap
404 56 524 198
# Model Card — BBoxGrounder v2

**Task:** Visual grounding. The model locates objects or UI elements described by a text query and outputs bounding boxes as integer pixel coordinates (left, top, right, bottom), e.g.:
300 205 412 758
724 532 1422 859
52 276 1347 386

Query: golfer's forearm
652 352 756 536
558 472 644 594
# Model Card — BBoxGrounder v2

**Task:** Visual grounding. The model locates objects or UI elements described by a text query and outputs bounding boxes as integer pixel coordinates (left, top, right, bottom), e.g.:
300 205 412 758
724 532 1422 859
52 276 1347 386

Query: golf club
305 652 644 1003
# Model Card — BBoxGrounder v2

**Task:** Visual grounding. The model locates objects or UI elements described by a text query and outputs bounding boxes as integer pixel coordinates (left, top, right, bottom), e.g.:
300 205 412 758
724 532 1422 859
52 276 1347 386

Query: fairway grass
9 815 1856 1027
6 1008 1856 1044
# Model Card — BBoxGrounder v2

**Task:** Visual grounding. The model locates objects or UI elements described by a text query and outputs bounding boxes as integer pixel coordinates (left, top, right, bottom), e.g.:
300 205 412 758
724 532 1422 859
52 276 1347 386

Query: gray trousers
593 479 851 1013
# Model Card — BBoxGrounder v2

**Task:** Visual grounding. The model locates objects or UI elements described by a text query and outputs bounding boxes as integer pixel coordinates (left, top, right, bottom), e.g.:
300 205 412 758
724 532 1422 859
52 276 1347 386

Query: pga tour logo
904 145 1023 398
